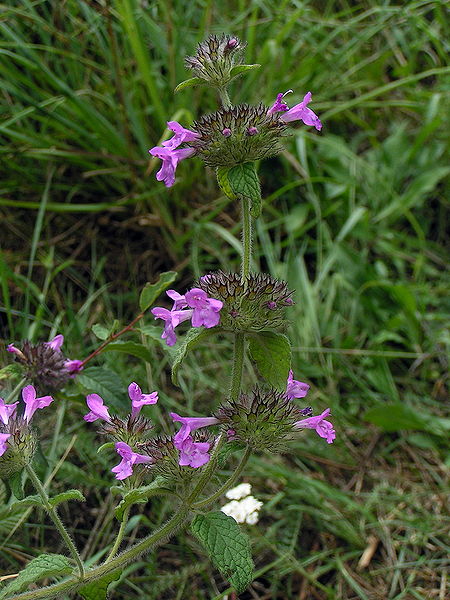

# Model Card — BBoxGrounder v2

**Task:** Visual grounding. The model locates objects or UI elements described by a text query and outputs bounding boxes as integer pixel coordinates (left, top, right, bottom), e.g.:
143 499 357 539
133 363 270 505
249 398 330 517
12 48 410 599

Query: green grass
1 0 449 598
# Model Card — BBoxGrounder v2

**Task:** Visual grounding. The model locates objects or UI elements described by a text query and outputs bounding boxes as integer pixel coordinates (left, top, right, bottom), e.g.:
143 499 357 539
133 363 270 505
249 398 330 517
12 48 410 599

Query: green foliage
78 570 122 600
48 489 86 508
174 76 205 92
0 554 72 598
229 64 261 80
227 163 262 218
171 327 218 385
76 367 125 413
191 511 254 593
101 341 152 363
248 331 291 390
114 477 169 521
139 272 177 312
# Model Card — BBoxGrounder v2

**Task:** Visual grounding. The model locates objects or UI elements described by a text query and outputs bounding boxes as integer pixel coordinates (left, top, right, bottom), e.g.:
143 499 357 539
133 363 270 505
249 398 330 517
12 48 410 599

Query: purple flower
83 393 112 423
166 289 188 310
162 121 201 150
6 344 25 360
247 126 258 136
0 433 11 457
128 382 158 417
280 92 322 131
294 408 335 443
45 334 64 351
111 441 153 480
0 398 18 425
286 370 310 400
177 435 210 468
267 90 292 115
22 385 54 424
150 307 193 346
222 128 232 137
184 288 223 328
170 412 219 447
64 359 84 375
149 146 196 188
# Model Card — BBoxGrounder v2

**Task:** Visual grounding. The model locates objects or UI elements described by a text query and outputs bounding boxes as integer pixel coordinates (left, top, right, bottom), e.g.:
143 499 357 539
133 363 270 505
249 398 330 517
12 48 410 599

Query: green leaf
9 470 25 500
191 511 253 593
114 477 169 521
102 341 152 363
364 404 428 432
6 495 42 513
139 271 177 312
97 442 115 454
78 569 122 600
174 77 205 92
227 163 262 217
49 489 85 508
92 323 110 340
216 167 236 200
229 64 260 79
171 328 218 386
76 367 125 413
0 554 72 598
248 331 291 390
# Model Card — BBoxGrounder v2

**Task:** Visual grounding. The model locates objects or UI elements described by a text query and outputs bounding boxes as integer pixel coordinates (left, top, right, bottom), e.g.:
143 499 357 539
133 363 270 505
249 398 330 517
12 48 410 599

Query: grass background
0 0 449 598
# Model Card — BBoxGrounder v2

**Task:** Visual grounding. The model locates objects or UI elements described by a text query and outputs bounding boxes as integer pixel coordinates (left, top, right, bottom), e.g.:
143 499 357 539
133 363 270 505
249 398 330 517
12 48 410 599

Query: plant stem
192 446 252 510
5 378 27 404
104 507 130 563
24 464 85 579
218 87 232 108
241 195 252 282
229 332 245 401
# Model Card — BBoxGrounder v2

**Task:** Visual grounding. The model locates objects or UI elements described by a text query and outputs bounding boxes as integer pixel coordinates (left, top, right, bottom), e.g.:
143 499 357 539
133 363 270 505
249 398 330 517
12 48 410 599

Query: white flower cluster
221 483 263 525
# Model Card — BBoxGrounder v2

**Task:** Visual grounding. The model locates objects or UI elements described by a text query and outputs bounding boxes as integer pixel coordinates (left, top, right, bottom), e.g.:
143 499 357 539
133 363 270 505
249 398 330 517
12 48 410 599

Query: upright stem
25 464 84 579
241 195 252 282
5 378 27 404
229 332 245 401
218 87 232 108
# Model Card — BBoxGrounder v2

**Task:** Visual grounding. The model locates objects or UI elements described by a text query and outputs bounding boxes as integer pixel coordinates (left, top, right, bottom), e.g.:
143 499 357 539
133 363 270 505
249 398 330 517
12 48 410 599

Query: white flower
221 494 263 525
225 482 252 500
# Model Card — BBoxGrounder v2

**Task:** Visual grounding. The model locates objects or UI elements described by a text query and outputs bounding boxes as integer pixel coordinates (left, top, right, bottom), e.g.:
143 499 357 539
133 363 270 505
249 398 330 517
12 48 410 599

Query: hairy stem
104 506 130 563
218 87 232 108
241 195 252 282
229 332 245 402
25 464 85 579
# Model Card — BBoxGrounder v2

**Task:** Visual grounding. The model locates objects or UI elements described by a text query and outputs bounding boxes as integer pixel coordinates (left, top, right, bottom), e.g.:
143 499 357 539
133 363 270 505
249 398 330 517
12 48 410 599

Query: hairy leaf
77 367 124 413
229 64 261 80
49 489 86 508
139 271 177 312
248 331 291 390
227 163 262 217
171 328 217 386
0 554 72 598
102 341 152 363
78 569 122 600
115 477 169 521
174 77 205 92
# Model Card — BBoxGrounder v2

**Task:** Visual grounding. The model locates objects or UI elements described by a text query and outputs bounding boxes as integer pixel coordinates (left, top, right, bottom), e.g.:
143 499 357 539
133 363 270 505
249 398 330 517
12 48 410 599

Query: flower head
45 334 64 351
280 92 322 131
294 408 335 443
0 398 18 425
111 441 152 480
225 482 252 500
149 145 196 188
170 412 219 447
286 370 310 400
22 385 53 424
150 306 193 346
162 121 201 150
83 393 112 423
0 433 11 457
177 435 210 468
128 382 158 417
221 494 263 525
185 288 223 328
267 90 292 115
64 359 84 375
185 34 245 86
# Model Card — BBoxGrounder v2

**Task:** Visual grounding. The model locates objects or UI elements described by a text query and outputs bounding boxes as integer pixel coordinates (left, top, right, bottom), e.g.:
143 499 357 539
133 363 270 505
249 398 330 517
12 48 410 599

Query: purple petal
22 385 53 423
46 334 64 351
0 399 19 425
83 393 112 423
0 433 11 457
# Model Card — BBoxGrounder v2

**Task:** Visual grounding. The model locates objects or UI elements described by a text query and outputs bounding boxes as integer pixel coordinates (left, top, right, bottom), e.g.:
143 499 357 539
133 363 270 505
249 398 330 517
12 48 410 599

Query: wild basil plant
0 35 334 599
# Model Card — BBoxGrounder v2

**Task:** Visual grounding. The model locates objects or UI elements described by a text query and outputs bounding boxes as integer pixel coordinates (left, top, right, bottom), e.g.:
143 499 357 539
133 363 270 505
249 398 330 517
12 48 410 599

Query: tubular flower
22 385 53 424
0 433 11 457
128 382 158 417
177 436 210 468
149 146 196 188
111 441 153 480
45 334 64 351
170 412 219 447
280 91 322 131
185 288 223 328
150 306 193 347
83 393 112 423
286 370 310 400
0 398 18 425
267 90 292 115
294 408 335 443
162 121 201 149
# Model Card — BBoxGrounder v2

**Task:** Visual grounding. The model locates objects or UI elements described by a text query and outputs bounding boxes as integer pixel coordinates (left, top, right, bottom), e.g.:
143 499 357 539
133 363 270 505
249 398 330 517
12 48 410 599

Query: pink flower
162 121 201 149
170 412 219 447
294 408 335 443
22 385 53 424
6 344 25 360
128 382 158 417
83 393 112 423
149 146 196 188
0 433 11 457
0 398 18 425
150 306 193 346
64 359 84 375
177 436 210 468
286 370 310 400
281 92 322 131
267 90 292 115
111 442 153 480
166 289 188 310
184 288 223 328
45 334 64 351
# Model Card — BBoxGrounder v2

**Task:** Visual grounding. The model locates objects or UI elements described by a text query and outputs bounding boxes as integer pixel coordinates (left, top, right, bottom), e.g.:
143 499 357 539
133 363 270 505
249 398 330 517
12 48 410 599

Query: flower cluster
151 287 223 346
221 483 263 525
0 385 54 477
170 412 220 468
7 334 83 392
268 90 322 131
185 34 245 86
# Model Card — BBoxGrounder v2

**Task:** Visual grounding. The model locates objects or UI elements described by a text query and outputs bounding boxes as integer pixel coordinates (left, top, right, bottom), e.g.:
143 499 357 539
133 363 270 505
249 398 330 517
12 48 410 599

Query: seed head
197 271 294 332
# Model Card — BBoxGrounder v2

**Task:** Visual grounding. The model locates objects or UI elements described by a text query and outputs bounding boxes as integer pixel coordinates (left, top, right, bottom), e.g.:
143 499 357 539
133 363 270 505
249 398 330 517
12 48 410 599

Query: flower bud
185 34 245 87
198 271 294 332
9 340 70 393
98 414 154 446
0 417 37 479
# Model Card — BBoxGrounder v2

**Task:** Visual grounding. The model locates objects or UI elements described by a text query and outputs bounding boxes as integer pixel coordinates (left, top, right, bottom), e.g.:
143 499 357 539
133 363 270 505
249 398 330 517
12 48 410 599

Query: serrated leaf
9 470 25 500
139 271 177 312
248 332 291 390
0 554 72 598
78 569 122 600
364 404 429 432
49 489 85 508
114 477 169 521
76 367 125 413
102 341 152 363
229 64 260 79
174 76 205 92
227 163 262 217
171 328 217 386
92 323 110 340
216 167 236 200
191 511 253 593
